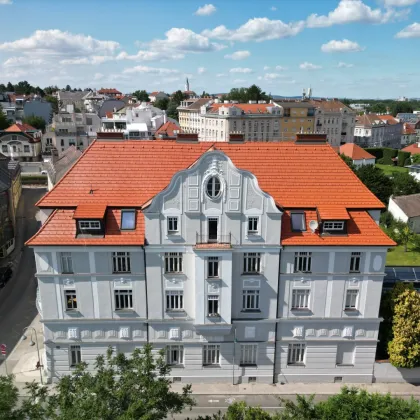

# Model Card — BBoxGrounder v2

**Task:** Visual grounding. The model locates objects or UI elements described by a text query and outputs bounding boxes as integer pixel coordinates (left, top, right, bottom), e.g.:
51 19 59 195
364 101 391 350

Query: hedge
21 175 47 185
365 148 384 159
365 147 398 162
398 150 411 167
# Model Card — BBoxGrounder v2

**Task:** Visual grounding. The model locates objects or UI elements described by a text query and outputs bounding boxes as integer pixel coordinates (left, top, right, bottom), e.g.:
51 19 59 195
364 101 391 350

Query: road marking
208 399 220 403
224 397 236 404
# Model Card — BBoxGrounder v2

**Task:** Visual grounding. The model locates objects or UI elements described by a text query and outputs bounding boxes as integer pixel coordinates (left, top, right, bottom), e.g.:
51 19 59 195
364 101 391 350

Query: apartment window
69 345 81 367
12 146 16 152
350 252 361 273
248 217 259 234
166 345 184 366
242 289 260 311
243 253 261 274
291 213 306 231
114 289 133 310
24 145 30 152
206 176 221 199
60 139 64 146
208 256 219 278
292 289 310 309
165 252 183 273
203 344 220 366
121 210 136 230
1 145 7 153
79 220 101 230
323 221 344 230
60 252 73 274
345 289 358 310
65 289 77 310
287 343 305 365
166 290 184 310
112 251 131 273
167 217 179 234
294 252 312 273
240 344 258 366
207 295 219 316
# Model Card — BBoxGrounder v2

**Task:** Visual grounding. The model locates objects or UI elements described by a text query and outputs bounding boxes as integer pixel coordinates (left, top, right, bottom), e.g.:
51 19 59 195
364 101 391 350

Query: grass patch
376 164 409 177
386 243 420 265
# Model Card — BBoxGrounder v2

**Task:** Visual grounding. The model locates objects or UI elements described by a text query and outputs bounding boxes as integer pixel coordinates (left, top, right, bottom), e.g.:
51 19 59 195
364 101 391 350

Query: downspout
142 246 149 343
272 246 282 384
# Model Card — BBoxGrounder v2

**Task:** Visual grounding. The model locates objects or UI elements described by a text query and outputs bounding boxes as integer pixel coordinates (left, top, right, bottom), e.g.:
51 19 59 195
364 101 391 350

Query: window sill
207 314 221 318
349 271 361 274
113 272 132 275
114 309 135 313
203 365 221 368
61 272 74 275
291 308 311 312
169 364 185 369
336 364 354 367
207 277 220 280
241 309 261 313
240 364 257 367
287 363 305 367
166 309 186 313
344 308 358 312
241 272 262 276
164 272 184 276
65 309 79 313
293 272 312 274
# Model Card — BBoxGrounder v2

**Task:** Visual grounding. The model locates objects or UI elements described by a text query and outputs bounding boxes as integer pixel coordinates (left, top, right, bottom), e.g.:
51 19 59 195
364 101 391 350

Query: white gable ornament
201 158 227 203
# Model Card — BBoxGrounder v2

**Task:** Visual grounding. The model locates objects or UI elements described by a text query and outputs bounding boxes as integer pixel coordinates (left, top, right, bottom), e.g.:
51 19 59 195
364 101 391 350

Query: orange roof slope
155 121 180 137
73 203 107 219
37 141 384 210
340 143 375 160
317 205 350 220
5 123 37 132
27 209 144 246
402 143 420 154
209 103 275 114
282 210 395 246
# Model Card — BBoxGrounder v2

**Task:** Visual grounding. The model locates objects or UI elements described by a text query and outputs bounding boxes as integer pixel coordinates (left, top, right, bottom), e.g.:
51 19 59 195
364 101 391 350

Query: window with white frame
323 221 344 231
112 252 131 273
248 217 259 234
349 252 361 273
166 345 184 366
287 343 305 365
345 289 358 310
240 344 258 366
70 345 81 367
294 252 312 273
114 289 133 310
165 252 183 273
166 290 184 310
167 217 179 234
203 344 220 366
292 289 310 309
208 256 219 278
242 289 260 311
207 295 219 316
60 252 73 273
79 220 101 230
291 213 306 231
243 253 261 274
65 289 77 310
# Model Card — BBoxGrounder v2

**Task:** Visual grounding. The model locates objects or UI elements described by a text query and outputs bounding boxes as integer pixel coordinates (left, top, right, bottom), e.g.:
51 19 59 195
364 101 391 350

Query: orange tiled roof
379 115 399 125
403 123 416 135
155 121 180 137
5 123 38 132
317 205 350 220
73 203 107 219
402 143 420 154
282 210 395 246
208 103 275 114
98 88 122 95
340 143 375 160
27 209 144 246
310 99 353 113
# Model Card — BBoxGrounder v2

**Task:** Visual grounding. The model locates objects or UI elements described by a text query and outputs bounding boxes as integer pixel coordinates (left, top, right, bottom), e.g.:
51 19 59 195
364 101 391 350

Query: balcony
195 233 232 249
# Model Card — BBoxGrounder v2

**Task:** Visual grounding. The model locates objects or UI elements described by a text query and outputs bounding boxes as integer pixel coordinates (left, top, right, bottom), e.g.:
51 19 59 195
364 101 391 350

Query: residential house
83 91 109 114
378 115 403 148
396 113 420 124
339 143 375 167
0 94 26 122
98 88 122 98
27 135 394 384
0 123 42 161
149 91 169 103
416 121 420 141
388 194 420 233
401 123 417 146
97 100 126 118
311 99 356 146
350 104 370 112
402 142 420 155
55 91 91 112
154 121 181 139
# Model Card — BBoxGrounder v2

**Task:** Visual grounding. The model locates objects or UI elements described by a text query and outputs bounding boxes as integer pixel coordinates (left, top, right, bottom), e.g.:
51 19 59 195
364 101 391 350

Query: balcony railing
196 233 232 245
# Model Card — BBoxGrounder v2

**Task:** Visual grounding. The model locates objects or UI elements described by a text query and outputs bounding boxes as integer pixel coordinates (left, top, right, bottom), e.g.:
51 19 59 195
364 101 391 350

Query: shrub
398 151 411 167
404 157 412 166
365 148 385 159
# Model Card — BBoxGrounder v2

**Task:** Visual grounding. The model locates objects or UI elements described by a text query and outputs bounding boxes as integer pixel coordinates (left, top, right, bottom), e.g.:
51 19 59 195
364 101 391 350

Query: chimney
295 133 327 144
163 111 167 124
176 133 199 142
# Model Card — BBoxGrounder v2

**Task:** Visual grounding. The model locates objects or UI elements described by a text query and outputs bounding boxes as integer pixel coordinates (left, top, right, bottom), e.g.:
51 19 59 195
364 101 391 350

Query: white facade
31 151 390 384
0 131 42 161
388 195 420 233
354 116 402 149
149 92 168 103
352 158 376 167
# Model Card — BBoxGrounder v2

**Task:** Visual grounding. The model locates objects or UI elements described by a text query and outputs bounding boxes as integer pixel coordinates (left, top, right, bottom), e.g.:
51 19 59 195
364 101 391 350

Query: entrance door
208 218 218 243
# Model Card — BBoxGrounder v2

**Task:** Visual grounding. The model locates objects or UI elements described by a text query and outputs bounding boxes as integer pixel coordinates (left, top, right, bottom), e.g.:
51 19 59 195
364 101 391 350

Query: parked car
0 265 13 288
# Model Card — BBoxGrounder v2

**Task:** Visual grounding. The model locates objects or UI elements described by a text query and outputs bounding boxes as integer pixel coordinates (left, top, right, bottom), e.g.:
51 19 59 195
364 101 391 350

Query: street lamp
21 326 43 384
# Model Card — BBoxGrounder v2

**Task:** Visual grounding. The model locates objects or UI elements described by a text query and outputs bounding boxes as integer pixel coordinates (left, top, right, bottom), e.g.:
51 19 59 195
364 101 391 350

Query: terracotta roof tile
73 203 107 219
379 115 399 125
402 143 420 154
98 88 122 95
208 103 275 114
310 99 353 113
340 143 375 160
5 123 38 132
155 121 180 138
317 205 350 220
282 210 395 246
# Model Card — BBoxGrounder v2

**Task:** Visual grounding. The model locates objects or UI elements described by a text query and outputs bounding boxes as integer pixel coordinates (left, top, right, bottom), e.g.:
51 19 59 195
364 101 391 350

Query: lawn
375 164 409 177
386 244 420 265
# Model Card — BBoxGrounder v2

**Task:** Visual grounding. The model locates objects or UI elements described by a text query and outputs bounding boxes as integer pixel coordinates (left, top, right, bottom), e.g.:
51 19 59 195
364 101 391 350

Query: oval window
206 176 221 199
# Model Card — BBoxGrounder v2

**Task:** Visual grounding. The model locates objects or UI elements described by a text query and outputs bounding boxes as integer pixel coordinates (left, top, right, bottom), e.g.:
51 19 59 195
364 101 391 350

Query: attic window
323 221 344 231
79 220 101 230
291 213 306 231
121 210 136 230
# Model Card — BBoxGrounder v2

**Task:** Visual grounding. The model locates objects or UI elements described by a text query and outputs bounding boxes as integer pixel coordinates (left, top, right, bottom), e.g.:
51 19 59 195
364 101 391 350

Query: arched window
206 176 221 199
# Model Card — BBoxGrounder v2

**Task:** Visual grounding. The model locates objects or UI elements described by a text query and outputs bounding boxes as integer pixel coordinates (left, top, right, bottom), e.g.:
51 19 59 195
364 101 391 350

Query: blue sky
0 0 420 98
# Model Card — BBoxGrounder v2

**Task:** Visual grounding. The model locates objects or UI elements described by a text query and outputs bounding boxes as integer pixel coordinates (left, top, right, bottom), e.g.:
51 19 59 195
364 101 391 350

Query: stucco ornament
201 158 227 203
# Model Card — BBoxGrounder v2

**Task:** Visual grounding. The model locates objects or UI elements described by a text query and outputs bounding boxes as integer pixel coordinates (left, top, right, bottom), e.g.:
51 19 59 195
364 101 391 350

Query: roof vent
309 220 318 233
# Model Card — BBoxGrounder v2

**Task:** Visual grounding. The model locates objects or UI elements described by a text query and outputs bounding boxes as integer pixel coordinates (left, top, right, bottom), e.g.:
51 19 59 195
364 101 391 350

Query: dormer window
291 212 306 231
121 209 136 230
79 220 101 230
323 221 344 231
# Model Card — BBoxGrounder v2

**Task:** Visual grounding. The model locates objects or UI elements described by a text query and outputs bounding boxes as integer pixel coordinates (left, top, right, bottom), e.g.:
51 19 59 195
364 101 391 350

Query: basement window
121 210 136 230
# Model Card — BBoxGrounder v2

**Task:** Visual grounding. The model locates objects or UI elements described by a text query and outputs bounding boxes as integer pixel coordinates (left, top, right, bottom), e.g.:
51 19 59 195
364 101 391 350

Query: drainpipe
272 246 282 384
142 246 149 343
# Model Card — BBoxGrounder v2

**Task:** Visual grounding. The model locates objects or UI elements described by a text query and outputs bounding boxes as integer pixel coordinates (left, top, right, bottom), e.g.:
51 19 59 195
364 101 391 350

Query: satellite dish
309 220 319 233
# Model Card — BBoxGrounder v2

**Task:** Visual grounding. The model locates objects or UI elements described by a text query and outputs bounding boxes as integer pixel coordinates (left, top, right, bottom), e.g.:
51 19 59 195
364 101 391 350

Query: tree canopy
392 172 420 197
23 115 46 132
0 111 11 130
354 164 393 204
223 84 270 103
133 90 150 102
154 97 169 111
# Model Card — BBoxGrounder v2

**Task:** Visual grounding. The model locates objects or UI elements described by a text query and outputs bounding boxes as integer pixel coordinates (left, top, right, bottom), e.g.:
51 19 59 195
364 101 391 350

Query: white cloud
149 28 225 52
202 17 304 42
197 67 206 74
383 0 419 5
306 0 403 28
194 4 217 16
3 57 45 67
271 6 277 11
122 65 180 75
93 73 104 80
0 0 12 4
321 39 364 53
216 73 226 77
263 66 270 70
224 50 251 60
396 22 420 37
275 65 287 70
262 73 285 80
337 61 354 68
59 55 115 65
233 79 246 84
229 67 253 73
299 62 322 70
116 50 184 61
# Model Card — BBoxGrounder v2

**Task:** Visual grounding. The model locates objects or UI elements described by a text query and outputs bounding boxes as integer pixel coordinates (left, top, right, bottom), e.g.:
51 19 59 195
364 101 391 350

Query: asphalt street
0 188 46 368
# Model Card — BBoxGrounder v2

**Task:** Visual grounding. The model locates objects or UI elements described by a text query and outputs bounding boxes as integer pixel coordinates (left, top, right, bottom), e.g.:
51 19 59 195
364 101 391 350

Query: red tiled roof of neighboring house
150 91 160 96
5 123 38 132
310 99 353 113
339 143 375 160
281 210 395 246
355 114 386 127
1 123 40 143
317 205 350 220
154 121 180 138
402 143 420 154
403 123 416 135
73 203 107 219
98 88 122 95
378 115 399 125
105 111 113 118
208 103 276 114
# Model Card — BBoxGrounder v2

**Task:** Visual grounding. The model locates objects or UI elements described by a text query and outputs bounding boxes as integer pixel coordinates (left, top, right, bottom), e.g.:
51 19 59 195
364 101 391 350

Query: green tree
171 90 187 105
6 82 14 92
339 153 356 171
45 95 59 114
368 102 387 114
224 401 273 419
0 83 6 92
412 154 420 164
0 111 11 130
389 289 420 368
391 102 414 116
133 90 150 102
154 97 169 111
65 84 71 91
393 223 415 252
392 172 420 196
166 101 179 120
341 98 351 106
201 91 210 98
0 375 21 420
279 394 317 419
354 164 393 204
14 80 33 95
23 115 46 131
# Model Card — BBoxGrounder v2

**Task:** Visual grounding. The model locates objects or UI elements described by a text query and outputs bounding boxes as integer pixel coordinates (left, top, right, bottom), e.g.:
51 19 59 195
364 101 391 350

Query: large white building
28 135 394 384
0 123 42 161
